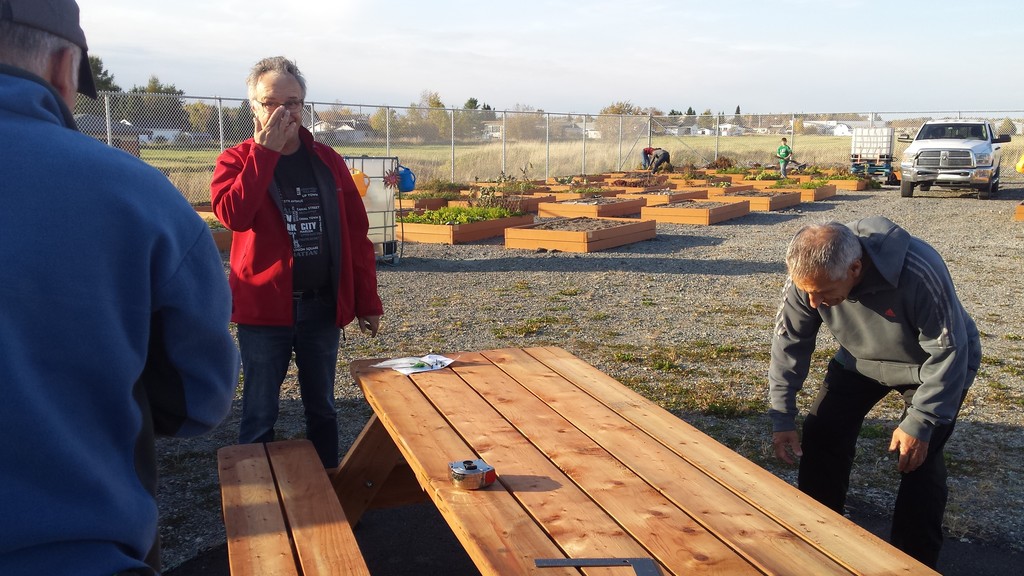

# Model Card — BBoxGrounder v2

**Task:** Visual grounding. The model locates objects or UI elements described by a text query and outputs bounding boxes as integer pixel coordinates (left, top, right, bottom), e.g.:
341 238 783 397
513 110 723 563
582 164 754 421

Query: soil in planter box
662 200 734 209
720 190 787 197
611 174 668 188
530 217 629 232
560 197 637 205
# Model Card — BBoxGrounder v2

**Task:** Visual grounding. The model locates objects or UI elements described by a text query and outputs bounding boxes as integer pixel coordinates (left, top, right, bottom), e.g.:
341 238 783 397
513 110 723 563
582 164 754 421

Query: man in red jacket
211 56 383 468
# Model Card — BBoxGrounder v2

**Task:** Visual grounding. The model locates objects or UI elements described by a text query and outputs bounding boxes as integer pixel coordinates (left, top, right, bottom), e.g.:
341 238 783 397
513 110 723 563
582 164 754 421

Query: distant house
481 121 503 140
832 123 854 136
572 122 601 139
665 124 694 136
718 123 747 136
801 120 878 136
76 114 151 156
311 118 374 144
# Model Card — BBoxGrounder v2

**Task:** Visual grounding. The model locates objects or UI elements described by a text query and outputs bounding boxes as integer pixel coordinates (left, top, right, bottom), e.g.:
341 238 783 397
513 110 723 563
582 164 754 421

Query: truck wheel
919 183 932 192
978 180 997 199
900 179 914 197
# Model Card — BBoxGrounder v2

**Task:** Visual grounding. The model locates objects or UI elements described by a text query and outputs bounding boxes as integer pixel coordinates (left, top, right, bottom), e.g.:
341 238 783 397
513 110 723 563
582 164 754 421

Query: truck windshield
921 124 987 140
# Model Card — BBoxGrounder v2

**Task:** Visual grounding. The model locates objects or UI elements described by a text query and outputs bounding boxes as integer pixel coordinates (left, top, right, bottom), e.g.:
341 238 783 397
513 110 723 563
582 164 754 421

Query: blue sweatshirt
769 216 980 442
0 67 239 574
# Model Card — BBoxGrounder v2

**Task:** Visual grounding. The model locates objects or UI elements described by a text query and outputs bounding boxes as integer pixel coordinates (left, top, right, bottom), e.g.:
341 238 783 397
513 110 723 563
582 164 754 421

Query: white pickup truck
897 119 1010 199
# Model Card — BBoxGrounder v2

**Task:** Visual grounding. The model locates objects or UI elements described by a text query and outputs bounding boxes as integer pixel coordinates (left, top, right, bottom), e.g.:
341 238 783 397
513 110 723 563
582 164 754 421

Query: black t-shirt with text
274 144 331 292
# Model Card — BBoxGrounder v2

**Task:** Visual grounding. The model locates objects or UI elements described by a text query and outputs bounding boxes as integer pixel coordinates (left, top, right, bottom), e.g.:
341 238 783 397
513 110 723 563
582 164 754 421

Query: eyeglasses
256 99 304 111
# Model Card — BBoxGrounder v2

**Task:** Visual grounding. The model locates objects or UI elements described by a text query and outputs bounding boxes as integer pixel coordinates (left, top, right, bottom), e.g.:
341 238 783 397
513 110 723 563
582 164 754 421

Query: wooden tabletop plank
216 444 300 576
350 360 578 576
484 347 854 576
266 440 371 576
446 351 760 576
523 346 938 576
414 360 668 576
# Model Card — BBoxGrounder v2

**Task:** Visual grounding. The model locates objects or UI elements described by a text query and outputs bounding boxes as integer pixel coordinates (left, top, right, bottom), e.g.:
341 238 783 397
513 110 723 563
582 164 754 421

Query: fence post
715 115 720 160
581 114 588 176
217 98 225 151
501 110 507 175
790 113 796 155
618 115 623 171
451 110 456 183
385 106 391 156
545 113 550 181
103 93 112 146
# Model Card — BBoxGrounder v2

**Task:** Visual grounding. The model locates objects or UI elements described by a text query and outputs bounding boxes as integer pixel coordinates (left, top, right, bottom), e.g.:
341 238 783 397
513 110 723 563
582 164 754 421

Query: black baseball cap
0 0 97 98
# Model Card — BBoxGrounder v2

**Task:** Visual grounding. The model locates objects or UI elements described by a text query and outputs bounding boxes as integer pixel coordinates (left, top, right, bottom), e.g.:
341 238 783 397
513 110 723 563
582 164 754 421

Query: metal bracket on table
535 557 661 576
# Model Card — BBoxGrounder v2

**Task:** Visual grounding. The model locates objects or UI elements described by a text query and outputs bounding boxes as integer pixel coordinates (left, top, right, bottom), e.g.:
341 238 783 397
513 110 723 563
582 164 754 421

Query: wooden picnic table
335 346 937 575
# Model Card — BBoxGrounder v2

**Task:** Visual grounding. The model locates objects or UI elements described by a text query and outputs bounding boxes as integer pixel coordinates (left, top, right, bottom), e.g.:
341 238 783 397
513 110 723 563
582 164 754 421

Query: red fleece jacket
211 128 383 327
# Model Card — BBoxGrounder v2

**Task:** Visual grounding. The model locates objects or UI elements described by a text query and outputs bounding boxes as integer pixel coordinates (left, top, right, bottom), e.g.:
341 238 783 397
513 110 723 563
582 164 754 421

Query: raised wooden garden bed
667 187 711 198
798 184 837 202
537 197 647 218
737 179 789 190
761 184 837 202
505 217 656 253
446 195 555 213
615 190 706 205
197 211 232 251
397 215 535 244
828 179 870 191
1015 202 1024 222
544 190 621 201
640 199 750 225
394 197 447 211
545 175 605 185
545 183 607 192
706 189 802 212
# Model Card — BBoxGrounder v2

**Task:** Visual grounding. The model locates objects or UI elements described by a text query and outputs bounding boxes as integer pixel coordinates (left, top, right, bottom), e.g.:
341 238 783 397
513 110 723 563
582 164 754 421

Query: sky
76 0 1022 116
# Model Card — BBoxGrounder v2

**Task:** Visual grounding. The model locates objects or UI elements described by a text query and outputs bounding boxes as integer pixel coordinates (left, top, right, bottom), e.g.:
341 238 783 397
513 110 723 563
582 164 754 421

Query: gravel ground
156 185 1024 572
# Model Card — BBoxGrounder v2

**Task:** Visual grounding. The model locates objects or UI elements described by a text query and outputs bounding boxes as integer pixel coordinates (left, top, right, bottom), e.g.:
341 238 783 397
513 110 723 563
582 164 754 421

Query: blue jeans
780 160 789 178
237 293 341 467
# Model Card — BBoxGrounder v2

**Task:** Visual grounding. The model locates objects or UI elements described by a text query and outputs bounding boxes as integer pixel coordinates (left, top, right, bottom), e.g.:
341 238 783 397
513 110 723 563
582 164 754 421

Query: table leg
331 414 426 525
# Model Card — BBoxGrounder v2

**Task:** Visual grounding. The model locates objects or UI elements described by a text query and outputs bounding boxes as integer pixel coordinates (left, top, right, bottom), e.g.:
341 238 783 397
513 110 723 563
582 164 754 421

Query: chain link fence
75 92 1024 204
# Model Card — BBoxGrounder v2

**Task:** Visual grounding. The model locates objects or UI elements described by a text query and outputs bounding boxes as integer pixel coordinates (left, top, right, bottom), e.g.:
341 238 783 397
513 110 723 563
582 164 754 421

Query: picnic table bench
217 440 370 576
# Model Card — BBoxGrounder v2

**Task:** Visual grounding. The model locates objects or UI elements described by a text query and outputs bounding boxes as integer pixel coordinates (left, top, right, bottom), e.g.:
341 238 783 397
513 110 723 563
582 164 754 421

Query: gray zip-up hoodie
768 216 980 442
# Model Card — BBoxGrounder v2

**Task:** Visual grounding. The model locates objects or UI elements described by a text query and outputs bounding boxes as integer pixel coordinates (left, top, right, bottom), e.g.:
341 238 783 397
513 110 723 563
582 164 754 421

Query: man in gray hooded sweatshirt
768 216 980 569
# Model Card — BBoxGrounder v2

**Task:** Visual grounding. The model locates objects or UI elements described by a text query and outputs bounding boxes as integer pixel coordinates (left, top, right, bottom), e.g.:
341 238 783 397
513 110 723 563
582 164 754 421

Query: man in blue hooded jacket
0 1 239 574
768 216 980 569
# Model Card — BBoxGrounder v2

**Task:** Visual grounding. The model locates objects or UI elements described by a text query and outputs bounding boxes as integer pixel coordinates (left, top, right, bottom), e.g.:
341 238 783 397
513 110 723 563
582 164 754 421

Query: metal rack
344 155 399 264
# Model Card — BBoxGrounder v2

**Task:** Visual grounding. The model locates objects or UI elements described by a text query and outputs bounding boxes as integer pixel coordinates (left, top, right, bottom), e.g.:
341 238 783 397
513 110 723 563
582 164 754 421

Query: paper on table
372 354 455 375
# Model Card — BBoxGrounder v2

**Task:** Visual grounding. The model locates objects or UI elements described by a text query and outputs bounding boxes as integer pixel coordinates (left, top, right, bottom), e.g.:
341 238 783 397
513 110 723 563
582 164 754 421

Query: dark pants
236 292 341 468
799 359 966 568
650 151 670 173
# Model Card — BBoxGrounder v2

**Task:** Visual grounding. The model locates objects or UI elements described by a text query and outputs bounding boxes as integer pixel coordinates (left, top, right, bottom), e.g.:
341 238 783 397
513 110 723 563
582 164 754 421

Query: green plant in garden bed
799 179 831 189
766 178 807 188
716 166 749 175
750 170 782 181
398 206 523 225
823 168 866 181
400 190 463 200
204 217 226 231
416 177 465 194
